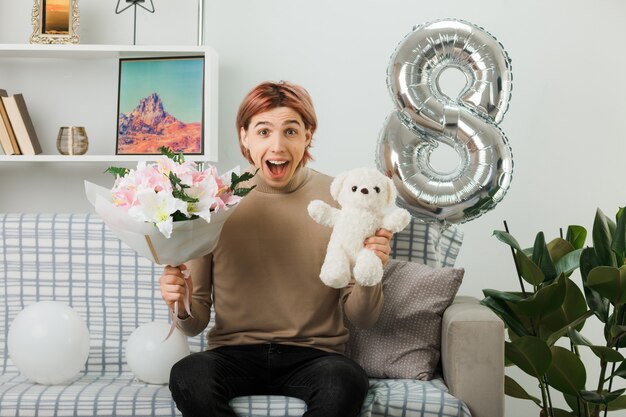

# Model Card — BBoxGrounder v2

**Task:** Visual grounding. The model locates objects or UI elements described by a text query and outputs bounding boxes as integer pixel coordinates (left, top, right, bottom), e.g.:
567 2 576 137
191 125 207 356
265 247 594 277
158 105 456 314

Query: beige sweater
176 167 383 354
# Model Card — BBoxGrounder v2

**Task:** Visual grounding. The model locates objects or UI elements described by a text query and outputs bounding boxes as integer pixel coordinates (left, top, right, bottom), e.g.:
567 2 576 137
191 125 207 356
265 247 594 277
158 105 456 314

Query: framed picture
30 0 80 44
116 56 205 156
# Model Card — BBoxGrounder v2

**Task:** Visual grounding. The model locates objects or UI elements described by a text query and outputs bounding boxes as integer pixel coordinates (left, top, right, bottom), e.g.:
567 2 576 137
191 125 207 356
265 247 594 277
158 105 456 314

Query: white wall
2 1 626 416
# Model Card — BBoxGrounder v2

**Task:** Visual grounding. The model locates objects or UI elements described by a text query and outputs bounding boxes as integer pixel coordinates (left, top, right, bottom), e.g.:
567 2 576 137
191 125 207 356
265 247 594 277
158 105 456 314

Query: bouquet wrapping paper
84 150 255 339
85 180 234 267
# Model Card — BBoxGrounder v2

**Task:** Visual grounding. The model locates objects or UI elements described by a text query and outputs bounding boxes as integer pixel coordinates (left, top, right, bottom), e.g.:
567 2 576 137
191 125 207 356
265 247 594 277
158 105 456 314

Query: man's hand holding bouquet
85 147 256 338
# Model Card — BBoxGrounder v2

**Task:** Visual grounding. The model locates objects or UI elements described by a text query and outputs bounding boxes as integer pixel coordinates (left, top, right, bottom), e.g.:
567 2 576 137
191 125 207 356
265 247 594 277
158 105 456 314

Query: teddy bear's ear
330 172 348 201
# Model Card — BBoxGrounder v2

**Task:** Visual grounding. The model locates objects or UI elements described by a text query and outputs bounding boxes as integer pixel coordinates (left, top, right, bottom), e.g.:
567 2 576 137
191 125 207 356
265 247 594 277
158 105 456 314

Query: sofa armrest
441 296 504 417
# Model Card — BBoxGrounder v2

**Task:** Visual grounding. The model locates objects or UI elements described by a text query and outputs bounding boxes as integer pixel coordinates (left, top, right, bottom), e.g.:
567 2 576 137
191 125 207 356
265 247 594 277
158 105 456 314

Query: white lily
128 189 188 238
186 174 221 222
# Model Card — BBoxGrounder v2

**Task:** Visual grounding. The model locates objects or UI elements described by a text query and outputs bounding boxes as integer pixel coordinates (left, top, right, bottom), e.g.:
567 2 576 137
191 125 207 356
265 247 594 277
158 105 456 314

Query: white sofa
0 213 504 417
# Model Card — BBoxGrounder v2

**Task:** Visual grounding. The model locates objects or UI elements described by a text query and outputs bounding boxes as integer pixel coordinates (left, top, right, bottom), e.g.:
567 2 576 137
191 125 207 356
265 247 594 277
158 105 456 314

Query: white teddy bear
308 167 411 288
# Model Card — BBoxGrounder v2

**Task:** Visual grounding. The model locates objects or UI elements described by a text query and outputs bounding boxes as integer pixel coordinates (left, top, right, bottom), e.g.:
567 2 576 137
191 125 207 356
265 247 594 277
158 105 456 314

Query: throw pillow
345 259 464 380
390 218 463 267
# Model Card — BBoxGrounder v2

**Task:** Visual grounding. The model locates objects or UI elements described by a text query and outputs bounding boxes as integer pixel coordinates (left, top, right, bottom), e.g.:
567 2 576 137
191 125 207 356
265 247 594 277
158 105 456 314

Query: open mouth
266 160 289 178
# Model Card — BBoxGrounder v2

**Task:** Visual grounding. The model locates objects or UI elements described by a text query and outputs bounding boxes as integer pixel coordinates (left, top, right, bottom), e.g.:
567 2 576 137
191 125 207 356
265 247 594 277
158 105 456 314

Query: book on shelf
0 93 41 155
0 89 21 155
0 110 15 155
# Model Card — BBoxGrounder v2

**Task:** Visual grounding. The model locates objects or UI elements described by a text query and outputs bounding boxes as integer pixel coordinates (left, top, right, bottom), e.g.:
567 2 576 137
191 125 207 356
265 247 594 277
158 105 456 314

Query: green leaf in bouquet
231 169 258 197
579 388 626 406
505 336 552 378
504 375 542 406
586 265 626 305
516 250 545 286
105 166 130 178
159 146 184 163
539 276 588 340
171 210 196 222
545 346 586 396
517 274 567 319
580 248 611 323
593 208 617 268
233 186 256 197
532 232 558 282
481 296 530 337
566 225 587 250
167 172 199 204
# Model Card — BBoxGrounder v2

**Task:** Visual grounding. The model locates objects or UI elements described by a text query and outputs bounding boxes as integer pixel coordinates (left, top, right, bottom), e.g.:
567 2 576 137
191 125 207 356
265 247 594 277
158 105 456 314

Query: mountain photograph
117 92 202 155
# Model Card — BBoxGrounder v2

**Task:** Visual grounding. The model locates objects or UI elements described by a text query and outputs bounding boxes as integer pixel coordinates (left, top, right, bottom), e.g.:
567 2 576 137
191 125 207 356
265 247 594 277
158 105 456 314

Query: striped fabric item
0 213 468 417
390 219 463 267
229 379 471 417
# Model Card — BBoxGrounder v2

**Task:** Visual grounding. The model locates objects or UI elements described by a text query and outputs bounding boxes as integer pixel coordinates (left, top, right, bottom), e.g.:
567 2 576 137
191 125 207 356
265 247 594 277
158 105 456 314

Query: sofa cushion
345 260 464 380
0 370 470 417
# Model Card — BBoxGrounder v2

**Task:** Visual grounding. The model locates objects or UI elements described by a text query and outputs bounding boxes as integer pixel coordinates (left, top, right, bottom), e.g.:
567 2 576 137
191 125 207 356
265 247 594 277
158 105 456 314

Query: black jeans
169 343 369 417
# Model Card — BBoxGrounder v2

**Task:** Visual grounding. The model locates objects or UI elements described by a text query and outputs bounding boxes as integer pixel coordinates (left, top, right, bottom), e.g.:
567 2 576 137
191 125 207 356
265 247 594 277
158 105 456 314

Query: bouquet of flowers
85 147 256 337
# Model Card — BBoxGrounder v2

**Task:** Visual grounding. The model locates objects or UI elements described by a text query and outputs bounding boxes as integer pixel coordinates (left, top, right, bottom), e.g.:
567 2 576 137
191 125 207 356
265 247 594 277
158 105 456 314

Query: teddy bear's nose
360 188 369 194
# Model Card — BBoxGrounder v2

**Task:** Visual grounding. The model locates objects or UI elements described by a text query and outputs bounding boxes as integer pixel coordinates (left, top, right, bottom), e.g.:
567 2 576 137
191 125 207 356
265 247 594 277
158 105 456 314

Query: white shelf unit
0 44 218 162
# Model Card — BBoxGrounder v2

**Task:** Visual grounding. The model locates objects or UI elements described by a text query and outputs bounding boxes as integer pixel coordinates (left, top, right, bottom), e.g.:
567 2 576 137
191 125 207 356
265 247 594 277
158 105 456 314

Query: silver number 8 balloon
377 19 513 226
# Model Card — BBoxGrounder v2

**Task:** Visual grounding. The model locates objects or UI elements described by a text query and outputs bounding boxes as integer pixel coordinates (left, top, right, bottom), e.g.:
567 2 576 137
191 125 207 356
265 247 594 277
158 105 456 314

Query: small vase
56 126 88 155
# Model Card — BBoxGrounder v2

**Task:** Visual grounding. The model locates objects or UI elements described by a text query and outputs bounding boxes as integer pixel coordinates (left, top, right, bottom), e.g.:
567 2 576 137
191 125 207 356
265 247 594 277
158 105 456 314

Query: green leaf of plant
533 232 558 282
480 296 530 337
610 325 626 339
505 375 542 406
579 388 626 405
579 248 610 323
586 265 626 305
516 250 545 286
482 289 524 303
505 336 552 378
554 249 583 277
563 392 584 415
567 328 593 346
493 230 523 251
566 225 587 250
539 277 588 340
545 346 586 396
545 311 593 347
590 346 625 362
568 328 625 362
593 208 617 267
612 206 626 266
607 395 626 411
540 409 577 417
517 274 567 319
547 238 575 264
611 361 626 380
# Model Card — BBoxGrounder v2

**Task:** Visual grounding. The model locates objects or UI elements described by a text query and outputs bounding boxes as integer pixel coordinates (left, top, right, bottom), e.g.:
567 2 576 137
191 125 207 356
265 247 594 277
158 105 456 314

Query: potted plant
481 208 626 416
